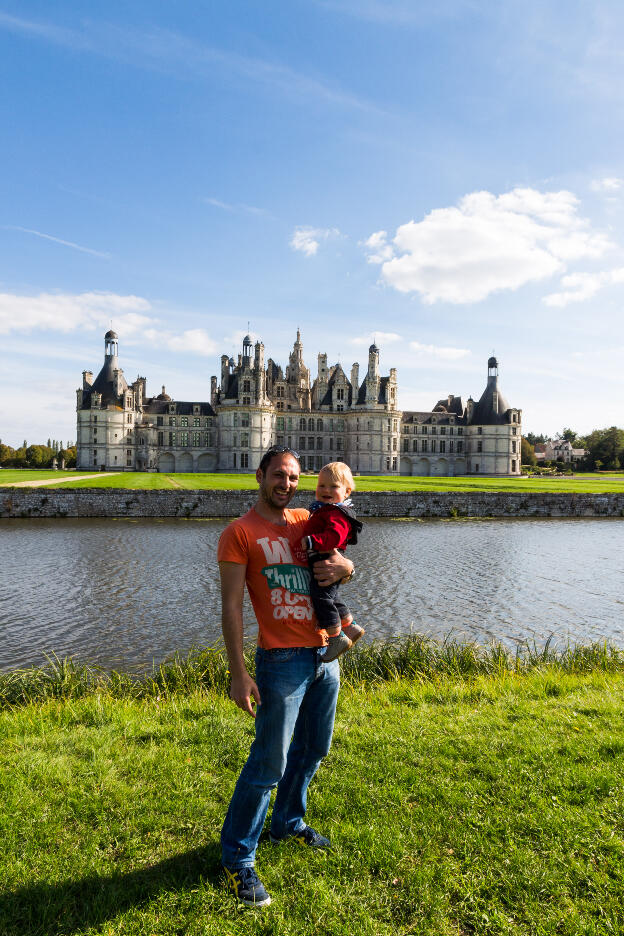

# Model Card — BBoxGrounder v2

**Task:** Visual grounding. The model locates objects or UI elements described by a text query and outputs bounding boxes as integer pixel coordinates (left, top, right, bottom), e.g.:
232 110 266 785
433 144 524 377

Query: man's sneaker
270 825 331 849
223 866 271 907
323 632 352 662
342 621 365 644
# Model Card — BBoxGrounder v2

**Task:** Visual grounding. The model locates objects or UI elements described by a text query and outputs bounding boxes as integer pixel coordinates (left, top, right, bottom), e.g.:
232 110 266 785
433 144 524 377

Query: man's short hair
319 461 355 491
258 447 301 475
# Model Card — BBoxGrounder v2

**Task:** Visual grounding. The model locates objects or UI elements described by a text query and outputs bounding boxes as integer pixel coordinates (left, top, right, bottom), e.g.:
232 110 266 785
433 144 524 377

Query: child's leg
335 599 365 645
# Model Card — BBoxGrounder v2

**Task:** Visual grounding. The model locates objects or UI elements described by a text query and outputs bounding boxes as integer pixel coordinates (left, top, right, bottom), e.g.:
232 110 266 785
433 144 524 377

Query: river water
0 517 622 672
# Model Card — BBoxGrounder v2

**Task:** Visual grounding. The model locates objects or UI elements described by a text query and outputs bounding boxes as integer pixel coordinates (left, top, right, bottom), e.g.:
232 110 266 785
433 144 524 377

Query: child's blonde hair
319 461 355 492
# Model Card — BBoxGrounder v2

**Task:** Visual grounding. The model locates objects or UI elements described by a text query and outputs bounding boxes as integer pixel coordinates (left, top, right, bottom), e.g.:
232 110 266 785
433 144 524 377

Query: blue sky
1 0 623 448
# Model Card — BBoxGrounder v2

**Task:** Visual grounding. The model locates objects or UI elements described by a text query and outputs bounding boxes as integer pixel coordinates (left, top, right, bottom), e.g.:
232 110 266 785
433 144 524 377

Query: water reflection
0 517 622 672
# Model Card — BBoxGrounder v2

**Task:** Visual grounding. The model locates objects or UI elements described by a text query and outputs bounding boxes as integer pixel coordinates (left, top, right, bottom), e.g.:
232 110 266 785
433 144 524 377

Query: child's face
316 471 351 504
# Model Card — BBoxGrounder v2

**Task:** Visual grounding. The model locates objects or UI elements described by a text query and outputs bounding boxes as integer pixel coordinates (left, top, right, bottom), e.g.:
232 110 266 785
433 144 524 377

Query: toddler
301 462 364 662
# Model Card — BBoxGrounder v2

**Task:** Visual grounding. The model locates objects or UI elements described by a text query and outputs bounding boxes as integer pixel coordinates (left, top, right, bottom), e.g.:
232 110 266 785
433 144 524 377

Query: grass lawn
3 470 624 493
1 661 623 935
0 470 89 484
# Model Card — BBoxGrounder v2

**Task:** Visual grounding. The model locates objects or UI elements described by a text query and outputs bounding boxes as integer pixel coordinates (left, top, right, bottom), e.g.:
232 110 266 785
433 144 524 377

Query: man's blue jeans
221 646 340 869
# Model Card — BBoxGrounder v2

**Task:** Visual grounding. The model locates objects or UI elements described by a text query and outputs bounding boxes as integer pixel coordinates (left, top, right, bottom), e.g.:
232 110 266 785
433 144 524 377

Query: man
218 447 354 907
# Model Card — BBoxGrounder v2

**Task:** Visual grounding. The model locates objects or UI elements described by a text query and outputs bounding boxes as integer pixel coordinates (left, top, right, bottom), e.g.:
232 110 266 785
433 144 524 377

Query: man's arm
219 560 261 718
312 549 354 587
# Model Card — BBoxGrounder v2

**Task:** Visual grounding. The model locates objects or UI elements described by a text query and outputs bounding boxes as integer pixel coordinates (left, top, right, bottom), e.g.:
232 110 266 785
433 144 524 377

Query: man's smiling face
257 453 300 511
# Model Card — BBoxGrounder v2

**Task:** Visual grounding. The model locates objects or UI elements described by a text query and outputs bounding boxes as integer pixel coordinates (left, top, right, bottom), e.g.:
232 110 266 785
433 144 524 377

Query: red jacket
302 505 352 552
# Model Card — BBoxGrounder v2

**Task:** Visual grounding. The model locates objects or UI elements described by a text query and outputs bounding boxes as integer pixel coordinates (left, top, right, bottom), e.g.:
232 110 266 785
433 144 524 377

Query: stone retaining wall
2 489 624 519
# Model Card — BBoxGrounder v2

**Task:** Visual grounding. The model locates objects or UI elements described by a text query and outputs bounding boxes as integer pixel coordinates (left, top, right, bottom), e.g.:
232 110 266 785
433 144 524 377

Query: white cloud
409 341 471 360
0 291 151 335
362 231 394 263
165 328 217 355
0 290 216 355
543 267 624 307
351 331 402 345
290 226 340 257
590 177 623 194
364 188 611 304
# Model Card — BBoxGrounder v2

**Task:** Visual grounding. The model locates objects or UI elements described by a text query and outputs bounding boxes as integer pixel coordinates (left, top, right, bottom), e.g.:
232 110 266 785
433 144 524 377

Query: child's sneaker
323 632 352 662
342 621 365 644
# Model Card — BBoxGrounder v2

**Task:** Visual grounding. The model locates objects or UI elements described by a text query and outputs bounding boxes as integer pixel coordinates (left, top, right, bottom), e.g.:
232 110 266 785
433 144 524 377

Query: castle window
193 417 200 427
336 420 344 431
241 433 249 448
393 420 398 431
243 397 250 405
317 418 323 431
233 453 237 468
276 416 284 430
181 416 189 428
422 426 427 434
475 463 479 472
158 431 164 446
299 436 305 450
512 426 517 435
169 417 176 426
241 413 250 427
439 440 446 453
403 439 409 452
232 434 237 447
336 404 343 411
477 441 483 453
386 457 390 470
512 441 517 454
287 418 293 430
449 426 454 435
192 432 200 446
440 427 446 435
92 415 97 423
431 440 436 453
276 434 284 446
243 380 251 393
511 459 517 472
329 438 333 450
336 388 344 401
413 440 417 452
308 437 314 450
392 457 397 470
392 438 397 451
457 427 463 436
368 420 372 430
449 440 454 453
169 432 175 445
308 418 314 431
299 418 306 430
127 449 132 457
157 416 163 427
128 415 132 424
477 426 483 435
457 441 463 453
233 414 239 427
422 440 428 452
431 426 437 435
93 449 97 458
241 453 249 468
194 406 199 414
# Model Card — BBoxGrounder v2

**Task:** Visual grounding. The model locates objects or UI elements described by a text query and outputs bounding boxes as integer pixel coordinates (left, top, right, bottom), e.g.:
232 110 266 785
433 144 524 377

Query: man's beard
259 481 293 509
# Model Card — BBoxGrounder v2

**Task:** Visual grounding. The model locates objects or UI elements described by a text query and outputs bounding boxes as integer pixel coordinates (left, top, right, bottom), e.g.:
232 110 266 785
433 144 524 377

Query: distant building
535 439 585 464
76 332 522 476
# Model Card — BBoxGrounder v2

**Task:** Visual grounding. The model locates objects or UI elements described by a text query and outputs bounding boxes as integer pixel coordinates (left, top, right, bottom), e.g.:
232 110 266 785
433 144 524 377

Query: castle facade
76 331 522 476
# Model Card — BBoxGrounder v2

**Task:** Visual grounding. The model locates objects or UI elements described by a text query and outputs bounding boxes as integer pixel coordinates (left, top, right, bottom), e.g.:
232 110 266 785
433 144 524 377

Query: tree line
0 440 77 469
523 426 624 471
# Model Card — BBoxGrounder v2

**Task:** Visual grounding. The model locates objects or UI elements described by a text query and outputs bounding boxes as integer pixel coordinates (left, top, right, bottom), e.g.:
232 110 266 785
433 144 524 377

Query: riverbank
1 641 623 935
3 486 624 518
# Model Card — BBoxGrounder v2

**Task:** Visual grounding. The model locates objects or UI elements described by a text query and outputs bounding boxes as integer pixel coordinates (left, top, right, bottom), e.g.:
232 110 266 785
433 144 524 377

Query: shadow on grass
0 841 222 936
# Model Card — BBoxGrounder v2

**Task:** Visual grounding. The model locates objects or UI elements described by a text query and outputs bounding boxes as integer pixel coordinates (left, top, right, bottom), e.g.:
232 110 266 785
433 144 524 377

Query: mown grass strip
4 470 624 492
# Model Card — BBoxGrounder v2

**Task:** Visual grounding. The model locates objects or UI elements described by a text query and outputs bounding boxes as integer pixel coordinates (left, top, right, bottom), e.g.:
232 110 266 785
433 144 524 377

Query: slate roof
470 378 512 425
81 357 128 409
356 375 389 405
143 400 216 416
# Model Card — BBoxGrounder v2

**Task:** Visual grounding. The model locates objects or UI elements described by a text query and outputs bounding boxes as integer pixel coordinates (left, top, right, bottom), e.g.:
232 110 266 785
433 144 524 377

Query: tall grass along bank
0 639 623 935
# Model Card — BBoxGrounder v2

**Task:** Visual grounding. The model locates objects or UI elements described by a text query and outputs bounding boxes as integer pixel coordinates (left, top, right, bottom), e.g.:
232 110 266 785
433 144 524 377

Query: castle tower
466 357 522 477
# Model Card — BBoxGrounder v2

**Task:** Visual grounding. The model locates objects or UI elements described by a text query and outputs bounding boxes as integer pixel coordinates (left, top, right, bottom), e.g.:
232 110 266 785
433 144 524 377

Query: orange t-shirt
217 507 327 649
